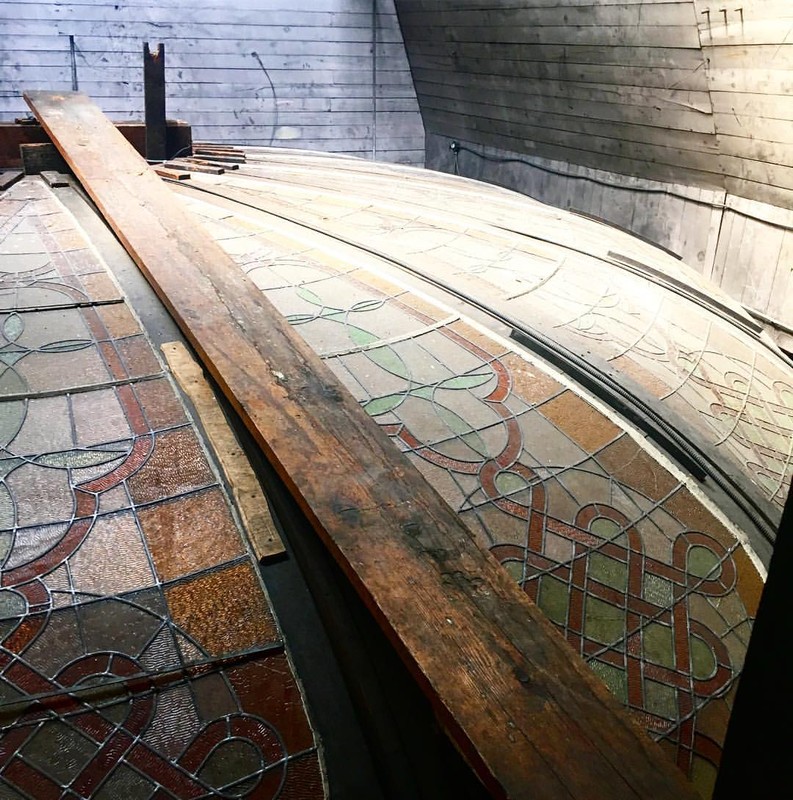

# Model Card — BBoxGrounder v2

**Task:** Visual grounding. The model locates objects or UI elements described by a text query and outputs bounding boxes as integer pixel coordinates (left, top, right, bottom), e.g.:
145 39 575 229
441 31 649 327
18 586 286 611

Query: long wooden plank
25 90 699 800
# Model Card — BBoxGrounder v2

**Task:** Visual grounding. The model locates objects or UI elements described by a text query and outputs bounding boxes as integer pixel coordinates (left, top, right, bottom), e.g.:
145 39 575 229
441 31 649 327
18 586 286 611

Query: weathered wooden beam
165 160 225 175
187 157 240 170
25 90 700 800
144 43 167 162
191 152 245 164
40 170 70 187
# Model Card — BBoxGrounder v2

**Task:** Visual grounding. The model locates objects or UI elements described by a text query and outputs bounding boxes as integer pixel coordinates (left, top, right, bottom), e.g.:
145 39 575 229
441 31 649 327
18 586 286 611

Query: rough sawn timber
25 90 700 800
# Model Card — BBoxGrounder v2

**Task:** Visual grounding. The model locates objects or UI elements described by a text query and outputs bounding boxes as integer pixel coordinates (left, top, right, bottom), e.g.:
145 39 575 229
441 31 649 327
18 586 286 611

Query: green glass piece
347 325 377 347
588 552 628 592
2 314 23 343
687 545 721 580
538 575 569 626
363 394 405 417
643 573 673 607
285 312 316 326
0 349 26 367
644 679 677 720
366 345 409 379
411 385 434 401
584 596 624 644
0 482 16 531
0 589 26 619
0 366 26 396
690 635 717 680
296 285 325 307
495 470 528 496
39 339 92 353
350 298 386 313
589 660 628 704
590 517 622 539
434 404 489 456
643 622 675 668
0 457 23 480
36 448 125 469
502 560 524 584
437 372 493 390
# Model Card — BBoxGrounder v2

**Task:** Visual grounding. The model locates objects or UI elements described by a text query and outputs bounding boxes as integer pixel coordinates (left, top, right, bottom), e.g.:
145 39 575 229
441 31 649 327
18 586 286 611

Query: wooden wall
695 0 793 208
0 0 425 163
395 0 793 206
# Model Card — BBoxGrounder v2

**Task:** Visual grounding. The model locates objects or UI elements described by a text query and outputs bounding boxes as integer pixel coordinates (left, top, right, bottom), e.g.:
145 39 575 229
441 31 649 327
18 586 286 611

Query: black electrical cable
451 140 793 232
251 51 279 148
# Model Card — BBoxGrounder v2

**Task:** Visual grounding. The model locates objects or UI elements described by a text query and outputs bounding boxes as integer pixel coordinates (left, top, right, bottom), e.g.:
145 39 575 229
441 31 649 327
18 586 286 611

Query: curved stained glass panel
166 150 790 799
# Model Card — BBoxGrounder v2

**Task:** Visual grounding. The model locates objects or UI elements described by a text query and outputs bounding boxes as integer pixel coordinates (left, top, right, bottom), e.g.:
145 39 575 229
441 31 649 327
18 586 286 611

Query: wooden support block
162 340 286 561
194 142 242 151
165 160 224 175
152 166 191 181
194 147 242 155
188 157 239 171
20 142 69 175
0 170 23 191
25 90 700 800
40 170 70 187
191 153 245 164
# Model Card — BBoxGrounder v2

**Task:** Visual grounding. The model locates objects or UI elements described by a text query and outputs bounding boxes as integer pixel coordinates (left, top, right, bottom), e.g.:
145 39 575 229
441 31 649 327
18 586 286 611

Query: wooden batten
24 90 701 800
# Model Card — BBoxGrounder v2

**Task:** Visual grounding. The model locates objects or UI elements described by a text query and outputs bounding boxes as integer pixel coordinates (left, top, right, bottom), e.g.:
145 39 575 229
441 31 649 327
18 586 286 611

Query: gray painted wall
0 0 425 163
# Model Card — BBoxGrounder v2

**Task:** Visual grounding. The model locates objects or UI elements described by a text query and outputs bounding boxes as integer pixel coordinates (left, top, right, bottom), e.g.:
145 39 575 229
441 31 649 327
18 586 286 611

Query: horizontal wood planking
0 1 425 163
400 23 701 49
412 55 711 91
397 0 793 209
413 78 717 132
421 110 723 187
28 89 702 800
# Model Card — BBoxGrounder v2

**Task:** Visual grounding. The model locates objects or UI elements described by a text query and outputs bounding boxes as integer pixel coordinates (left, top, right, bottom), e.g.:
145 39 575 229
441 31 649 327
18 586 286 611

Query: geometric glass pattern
0 178 324 799
183 173 770 800
203 159 793 518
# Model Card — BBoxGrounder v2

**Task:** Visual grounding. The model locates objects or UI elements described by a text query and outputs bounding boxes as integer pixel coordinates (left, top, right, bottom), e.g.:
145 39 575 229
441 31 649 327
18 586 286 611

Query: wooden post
144 43 166 162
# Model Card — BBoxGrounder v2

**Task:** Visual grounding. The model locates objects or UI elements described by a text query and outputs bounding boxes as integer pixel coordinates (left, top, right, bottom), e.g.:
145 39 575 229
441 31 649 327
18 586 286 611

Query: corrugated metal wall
0 0 425 163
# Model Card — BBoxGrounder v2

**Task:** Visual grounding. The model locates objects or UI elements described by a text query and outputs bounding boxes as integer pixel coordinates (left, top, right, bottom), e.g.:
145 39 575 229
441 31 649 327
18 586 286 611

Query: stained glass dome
162 147 791 797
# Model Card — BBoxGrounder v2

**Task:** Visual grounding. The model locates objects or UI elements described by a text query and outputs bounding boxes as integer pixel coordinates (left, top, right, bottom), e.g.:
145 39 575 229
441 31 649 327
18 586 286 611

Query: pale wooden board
0 170 24 191
152 166 191 181
161 341 285 562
